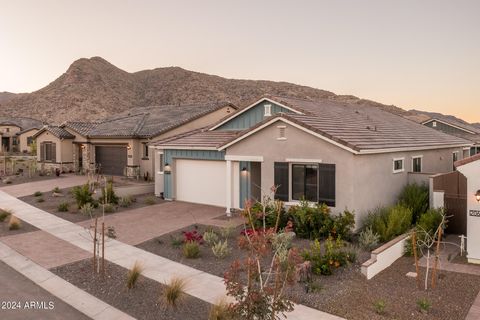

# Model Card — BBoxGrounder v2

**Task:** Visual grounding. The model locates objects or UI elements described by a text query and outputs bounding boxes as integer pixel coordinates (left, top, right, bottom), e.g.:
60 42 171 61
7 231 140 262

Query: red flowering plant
224 186 302 320
182 229 203 244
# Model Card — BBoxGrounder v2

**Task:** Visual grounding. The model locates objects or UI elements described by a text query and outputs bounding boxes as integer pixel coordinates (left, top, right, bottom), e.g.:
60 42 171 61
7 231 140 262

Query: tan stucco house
0 117 42 153
152 96 472 225
32 102 236 176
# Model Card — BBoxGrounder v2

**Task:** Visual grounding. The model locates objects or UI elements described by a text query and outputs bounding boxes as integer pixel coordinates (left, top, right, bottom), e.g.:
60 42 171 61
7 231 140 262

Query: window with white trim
412 156 422 173
264 104 272 117
432 121 437 127
452 151 459 170
393 158 404 173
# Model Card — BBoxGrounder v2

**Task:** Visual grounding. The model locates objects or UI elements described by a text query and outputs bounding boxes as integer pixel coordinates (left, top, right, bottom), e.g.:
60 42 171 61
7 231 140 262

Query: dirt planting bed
0 214 38 237
50 259 210 320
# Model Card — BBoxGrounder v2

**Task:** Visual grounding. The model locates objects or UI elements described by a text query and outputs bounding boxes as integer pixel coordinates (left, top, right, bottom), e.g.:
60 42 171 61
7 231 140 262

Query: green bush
119 196 133 208
212 240 231 259
57 202 69 212
302 237 351 276
52 187 61 194
0 209 11 222
36 197 45 203
203 230 219 246
144 196 156 205
104 203 115 213
102 182 119 204
183 241 200 259
250 201 288 229
331 209 355 241
417 208 443 235
373 299 386 315
364 205 412 243
33 191 43 197
417 298 431 313
72 184 94 208
359 227 380 251
80 203 94 216
398 183 429 223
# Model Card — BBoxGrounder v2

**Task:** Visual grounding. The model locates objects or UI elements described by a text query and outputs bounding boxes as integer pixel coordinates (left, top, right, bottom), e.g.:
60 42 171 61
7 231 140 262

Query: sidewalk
0 241 134 320
0 190 344 320
0 174 88 197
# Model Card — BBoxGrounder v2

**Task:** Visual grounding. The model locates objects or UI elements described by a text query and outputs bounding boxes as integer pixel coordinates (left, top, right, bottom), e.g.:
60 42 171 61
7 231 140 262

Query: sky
0 0 479 122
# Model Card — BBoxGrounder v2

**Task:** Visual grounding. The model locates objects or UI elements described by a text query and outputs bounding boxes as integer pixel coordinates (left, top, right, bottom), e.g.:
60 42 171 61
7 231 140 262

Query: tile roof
455 153 480 167
152 128 241 149
62 121 100 136
33 126 75 139
0 117 43 131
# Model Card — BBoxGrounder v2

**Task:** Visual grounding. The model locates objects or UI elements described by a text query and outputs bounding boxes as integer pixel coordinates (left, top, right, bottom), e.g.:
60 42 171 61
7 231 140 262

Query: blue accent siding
217 101 292 130
239 161 251 208
163 149 225 199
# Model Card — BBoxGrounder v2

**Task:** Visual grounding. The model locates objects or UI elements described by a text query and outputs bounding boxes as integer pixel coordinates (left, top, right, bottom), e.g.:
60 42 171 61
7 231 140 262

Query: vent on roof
432 121 437 127
277 125 286 140
264 104 272 117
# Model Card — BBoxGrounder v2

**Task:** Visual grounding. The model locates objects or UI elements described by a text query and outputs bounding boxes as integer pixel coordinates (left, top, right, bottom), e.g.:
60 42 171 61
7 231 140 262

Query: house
421 117 480 158
151 96 472 225
32 102 236 176
0 117 42 153
455 153 480 264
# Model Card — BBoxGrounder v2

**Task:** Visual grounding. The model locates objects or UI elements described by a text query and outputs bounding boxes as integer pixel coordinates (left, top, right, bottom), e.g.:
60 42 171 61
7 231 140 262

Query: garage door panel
95 146 127 176
176 159 226 207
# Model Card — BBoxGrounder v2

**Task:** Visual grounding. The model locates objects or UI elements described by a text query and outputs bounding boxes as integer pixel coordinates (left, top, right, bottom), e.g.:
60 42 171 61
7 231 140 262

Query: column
226 160 232 215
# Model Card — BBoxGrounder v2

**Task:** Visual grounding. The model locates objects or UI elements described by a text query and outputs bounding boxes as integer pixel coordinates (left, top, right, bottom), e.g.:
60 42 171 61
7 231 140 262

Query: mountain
0 56 409 123
0 92 20 104
473 123 480 129
407 109 480 130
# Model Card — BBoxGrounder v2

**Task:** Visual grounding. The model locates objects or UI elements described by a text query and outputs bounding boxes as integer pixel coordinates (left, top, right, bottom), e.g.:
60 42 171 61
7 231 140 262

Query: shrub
203 230 219 246
8 216 21 230
163 277 186 308
103 203 115 213
182 229 203 244
331 209 355 241
183 241 200 258
272 231 294 252
373 299 386 315
208 298 231 320
144 196 156 205
219 223 235 239
33 191 43 197
0 209 12 222
250 201 288 230
417 208 443 235
212 240 231 259
302 237 350 275
170 236 183 248
398 183 429 223
364 205 412 243
106 226 117 239
72 184 94 208
57 202 69 212
52 187 61 194
288 201 330 239
80 203 95 216
36 197 45 203
126 261 143 289
359 227 380 251
417 298 431 313
102 182 119 204
119 195 133 208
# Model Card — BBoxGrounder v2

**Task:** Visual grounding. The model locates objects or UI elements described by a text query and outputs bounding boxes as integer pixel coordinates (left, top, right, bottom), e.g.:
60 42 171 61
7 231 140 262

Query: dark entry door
95 146 127 176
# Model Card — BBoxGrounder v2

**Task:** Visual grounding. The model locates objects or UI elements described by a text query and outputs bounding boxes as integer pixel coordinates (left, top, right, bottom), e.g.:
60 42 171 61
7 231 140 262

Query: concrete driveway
78 201 243 245
0 175 88 197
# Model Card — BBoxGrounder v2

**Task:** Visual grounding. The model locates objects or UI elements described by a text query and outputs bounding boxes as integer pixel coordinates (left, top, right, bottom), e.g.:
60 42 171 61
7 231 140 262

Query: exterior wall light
241 167 247 173
127 144 132 150
164 163 171 173
476 190 480 202
80 144 85 150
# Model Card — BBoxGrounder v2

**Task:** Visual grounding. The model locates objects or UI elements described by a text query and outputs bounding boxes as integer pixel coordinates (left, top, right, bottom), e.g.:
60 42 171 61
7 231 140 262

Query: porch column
226 159 232 215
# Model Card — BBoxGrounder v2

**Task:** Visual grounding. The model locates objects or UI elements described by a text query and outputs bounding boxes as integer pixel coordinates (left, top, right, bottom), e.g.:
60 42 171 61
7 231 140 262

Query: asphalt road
0 261 91 320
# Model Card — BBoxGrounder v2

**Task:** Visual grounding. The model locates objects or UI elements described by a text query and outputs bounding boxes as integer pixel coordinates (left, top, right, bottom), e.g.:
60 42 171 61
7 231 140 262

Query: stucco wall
35 132 62 162
457 161 480 264
18 128 39 153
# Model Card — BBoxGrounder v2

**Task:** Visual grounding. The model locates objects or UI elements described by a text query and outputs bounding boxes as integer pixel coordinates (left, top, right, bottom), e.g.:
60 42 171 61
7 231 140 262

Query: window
412 156 422 173
264 104 272 117
158 153 164 172
27 136 33 145
292 164 318 201
393 158 404 173
432 121 437 127
143 144 149 159
45 143 53 161
453 151 459 170
277 125 286 140
12 137 17 145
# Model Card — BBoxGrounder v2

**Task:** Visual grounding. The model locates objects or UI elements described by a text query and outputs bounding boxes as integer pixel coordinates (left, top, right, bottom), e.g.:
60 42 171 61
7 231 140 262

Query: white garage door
175 159 226 207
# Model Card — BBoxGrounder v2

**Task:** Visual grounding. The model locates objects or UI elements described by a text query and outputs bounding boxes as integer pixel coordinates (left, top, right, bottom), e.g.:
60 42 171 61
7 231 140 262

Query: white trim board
224 155 264 162
285 158 323 163
209 97 303 131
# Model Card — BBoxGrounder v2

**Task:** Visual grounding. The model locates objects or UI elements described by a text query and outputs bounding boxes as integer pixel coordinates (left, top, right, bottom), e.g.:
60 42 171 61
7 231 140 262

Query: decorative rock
52 192 64 197
406 271 417 278
2 178 13 184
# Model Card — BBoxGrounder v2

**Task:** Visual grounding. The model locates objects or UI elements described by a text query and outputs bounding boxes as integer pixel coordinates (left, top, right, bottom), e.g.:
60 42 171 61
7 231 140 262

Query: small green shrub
103 203 115 213
170 235 183 248
398 183 429 223
417 208 443 235
331 209 355 241
72 184 94 208
126 261 143 290
36 197 45 203
183 241 200 259
144 196 156 205
250 201 288 229
272 231 294 252
33 191 43 197
373 299 386 315
57 202 69 212
119 195 133 208
212 240 231 259
359 227 380 251
0 209 12 222
417 298 431 313
163 277 186 308
203 230 219 246
219 223 235 239
102 182 119 204
364 205 412 242
8 216 21 230
52 187 61 194
80 203 95 216
302 237 350 275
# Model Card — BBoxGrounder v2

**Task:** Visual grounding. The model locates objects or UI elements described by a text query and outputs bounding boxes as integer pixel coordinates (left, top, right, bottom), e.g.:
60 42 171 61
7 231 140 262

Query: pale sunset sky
0 0 478 122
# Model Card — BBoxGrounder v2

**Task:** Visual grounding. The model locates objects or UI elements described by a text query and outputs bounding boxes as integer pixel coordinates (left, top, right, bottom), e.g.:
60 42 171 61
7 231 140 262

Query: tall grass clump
0 209 12 222
208 298 231 320
8 215 21 230
364 205 412 242
398 183 429 223
102 181 119 204
126 261 143 289
163 277 187 308
72 183 94 208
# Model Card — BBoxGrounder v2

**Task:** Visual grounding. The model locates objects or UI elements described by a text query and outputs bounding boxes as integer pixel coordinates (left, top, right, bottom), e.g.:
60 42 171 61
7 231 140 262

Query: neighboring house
151 96 471 225
0 117 42 153
422 117 480 158
32 102 236 176
455 153 480 264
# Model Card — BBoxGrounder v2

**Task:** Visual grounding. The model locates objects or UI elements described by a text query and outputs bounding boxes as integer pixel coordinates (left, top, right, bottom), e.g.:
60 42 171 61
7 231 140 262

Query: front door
1 137 9 152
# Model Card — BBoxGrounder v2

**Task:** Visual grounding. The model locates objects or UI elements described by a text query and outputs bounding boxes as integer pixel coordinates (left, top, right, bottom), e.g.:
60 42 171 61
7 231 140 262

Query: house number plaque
470 210 480 217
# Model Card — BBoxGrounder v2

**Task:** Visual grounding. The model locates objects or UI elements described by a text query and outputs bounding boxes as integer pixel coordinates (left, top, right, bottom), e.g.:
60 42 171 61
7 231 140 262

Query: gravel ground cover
19 188 163 223
0 172 60 186
137 224 480 320
50 259 211 320
0 213 38 237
